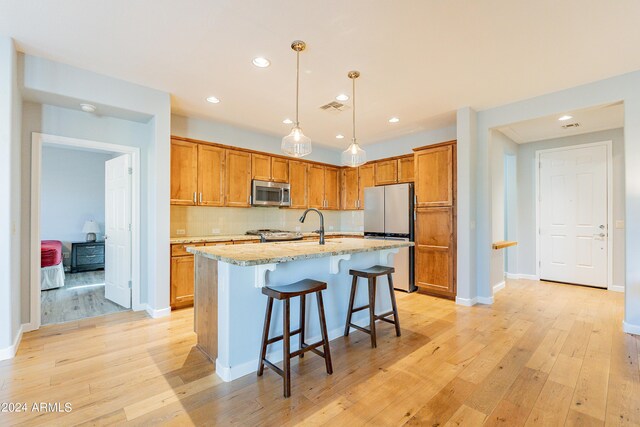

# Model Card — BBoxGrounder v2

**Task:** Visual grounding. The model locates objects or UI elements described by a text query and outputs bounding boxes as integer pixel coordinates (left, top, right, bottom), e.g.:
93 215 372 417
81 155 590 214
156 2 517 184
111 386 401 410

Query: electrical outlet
616 220 625 229
176 229 186 235
211 228 220 234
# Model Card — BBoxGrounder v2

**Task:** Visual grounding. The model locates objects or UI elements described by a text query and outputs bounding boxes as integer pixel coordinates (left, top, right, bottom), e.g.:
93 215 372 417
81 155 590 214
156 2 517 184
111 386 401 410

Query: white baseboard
493 281 506 294
0 325 23 361
623 321 640 336
455 297 477 307
21 322 38 333
145 305 171 318
505 273 539 281
216 316 370 382
609 285 625 293
477 295 494 304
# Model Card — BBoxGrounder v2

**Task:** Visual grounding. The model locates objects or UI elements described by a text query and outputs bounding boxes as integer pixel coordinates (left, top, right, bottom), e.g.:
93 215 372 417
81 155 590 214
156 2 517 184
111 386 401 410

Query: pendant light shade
342 70 367 167
282 40 312 158
282 125 312 158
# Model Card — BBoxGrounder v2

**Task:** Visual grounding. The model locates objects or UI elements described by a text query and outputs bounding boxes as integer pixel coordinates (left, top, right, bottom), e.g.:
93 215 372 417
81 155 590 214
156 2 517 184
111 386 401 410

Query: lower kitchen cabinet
171 254 196 309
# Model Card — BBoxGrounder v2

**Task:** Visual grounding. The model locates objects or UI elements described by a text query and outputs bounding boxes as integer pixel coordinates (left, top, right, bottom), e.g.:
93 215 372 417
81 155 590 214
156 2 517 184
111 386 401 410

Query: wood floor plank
0 279 630 427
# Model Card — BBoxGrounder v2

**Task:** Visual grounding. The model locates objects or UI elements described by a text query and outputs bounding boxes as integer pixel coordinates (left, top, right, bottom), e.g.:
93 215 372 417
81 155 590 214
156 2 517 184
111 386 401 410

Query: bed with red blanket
41 240 65 290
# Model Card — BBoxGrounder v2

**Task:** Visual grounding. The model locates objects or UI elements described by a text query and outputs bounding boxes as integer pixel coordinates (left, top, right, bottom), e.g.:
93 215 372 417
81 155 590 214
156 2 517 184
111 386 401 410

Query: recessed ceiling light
252 57 270 68
336 134 345 139
388 117 400 123
336 94 349 102
206 96 220 104
558 115 573 121
80 103 96 113
282 118 293 124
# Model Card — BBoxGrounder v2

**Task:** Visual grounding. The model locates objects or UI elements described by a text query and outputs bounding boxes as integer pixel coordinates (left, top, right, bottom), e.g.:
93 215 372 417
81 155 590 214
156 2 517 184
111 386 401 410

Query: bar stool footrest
351 305 370 313
291 341 325 358
261 359 284 377
347 323 372 335
266 328 302 345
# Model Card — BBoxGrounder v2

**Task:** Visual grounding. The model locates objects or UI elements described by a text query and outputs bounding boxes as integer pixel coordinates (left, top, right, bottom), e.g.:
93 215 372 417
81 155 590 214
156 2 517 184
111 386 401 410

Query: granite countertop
170 231 363 245
186 237 413 267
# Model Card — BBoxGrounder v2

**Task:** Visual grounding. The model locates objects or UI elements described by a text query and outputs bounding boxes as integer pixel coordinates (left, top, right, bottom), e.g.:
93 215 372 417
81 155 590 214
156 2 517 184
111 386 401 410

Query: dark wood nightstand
71 241 105 273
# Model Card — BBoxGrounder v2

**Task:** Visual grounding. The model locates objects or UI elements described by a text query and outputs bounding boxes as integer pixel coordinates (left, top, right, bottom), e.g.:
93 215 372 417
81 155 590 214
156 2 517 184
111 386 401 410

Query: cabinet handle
199 192 203 204
193 192 197 204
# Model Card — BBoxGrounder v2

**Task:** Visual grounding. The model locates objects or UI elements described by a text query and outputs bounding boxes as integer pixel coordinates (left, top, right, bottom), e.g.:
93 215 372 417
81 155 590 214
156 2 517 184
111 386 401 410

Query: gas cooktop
245 229 303 242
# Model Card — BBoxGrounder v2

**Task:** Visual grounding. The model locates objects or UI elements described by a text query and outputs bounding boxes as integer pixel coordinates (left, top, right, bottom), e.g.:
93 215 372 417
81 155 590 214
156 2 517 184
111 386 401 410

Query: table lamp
82 220 100 242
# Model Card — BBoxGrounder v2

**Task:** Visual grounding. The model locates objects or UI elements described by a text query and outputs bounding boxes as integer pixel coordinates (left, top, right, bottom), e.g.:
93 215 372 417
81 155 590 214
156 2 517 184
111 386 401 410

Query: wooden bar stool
344 265 401 348
257 278 333 398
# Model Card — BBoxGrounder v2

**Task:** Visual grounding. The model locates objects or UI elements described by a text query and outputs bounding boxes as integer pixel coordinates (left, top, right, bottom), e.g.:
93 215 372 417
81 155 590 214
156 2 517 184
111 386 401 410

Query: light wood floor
1 279 637 426
41 270 129 325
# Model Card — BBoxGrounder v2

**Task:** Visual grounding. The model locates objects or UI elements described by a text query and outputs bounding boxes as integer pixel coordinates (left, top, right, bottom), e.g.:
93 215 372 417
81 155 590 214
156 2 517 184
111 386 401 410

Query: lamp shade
281 126 312 158
82 220 100 234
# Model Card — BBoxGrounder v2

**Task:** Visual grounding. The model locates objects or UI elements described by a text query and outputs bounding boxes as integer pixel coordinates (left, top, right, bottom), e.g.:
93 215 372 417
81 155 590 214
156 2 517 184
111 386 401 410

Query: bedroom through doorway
36 138 134 325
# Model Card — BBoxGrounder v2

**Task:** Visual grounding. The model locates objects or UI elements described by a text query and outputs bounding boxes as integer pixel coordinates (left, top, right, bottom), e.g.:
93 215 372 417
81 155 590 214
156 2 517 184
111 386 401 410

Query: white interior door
539 145 608 288
105 154 132 308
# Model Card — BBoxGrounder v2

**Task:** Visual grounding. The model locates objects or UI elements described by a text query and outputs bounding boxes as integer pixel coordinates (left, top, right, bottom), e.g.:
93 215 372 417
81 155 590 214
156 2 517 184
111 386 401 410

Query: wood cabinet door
324 167 340 210
374 159 398 185
197 144 224 206
171 140 198 205
271 157 289 183
358 164 375 210
289 161 308 209
398 156 415 183
415 207 455 296
307 164 325 209
171 255 195 308
341 167 359 210
415 144 453 207
251 153 272 181
225 150 252 207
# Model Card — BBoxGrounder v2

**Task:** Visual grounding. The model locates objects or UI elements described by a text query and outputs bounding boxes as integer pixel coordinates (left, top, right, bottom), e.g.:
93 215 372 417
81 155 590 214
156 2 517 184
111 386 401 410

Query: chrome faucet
299 208 325 245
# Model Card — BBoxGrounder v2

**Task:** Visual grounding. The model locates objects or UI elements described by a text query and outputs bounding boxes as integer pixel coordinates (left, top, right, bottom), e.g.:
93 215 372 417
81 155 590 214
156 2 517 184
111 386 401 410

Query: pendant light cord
352 75 356 142
295 50 300 126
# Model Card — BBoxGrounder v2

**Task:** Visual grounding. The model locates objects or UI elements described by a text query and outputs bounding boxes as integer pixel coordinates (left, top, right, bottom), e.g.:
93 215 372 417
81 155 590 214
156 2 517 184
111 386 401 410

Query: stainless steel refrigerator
364 183 416 292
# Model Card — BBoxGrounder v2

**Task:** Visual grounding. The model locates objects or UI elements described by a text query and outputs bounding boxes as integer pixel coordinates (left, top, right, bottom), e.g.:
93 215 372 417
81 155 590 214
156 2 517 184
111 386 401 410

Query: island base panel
195 255 218 362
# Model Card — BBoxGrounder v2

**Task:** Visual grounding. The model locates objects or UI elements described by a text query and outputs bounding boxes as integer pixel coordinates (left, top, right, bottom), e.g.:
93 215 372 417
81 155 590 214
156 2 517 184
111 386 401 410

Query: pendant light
281 40 312 158
341 70 366 167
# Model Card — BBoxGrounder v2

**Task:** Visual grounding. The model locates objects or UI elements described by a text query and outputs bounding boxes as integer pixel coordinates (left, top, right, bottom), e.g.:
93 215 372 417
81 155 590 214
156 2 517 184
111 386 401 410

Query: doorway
536 141 613 288
29 133 141 330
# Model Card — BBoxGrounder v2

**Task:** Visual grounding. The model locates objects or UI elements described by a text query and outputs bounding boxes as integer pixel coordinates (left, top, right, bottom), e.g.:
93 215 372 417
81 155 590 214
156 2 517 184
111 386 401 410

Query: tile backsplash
171 206 364 237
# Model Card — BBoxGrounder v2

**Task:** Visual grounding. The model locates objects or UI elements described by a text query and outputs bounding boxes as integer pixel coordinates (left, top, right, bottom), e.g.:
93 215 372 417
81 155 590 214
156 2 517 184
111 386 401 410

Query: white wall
490 130 519 287
456 107 477 305
0 36 23 356
40 146 113 264
468 70 640 333
515 128 625 288
171 114 342 165
363 125 457 161
20 53 171 320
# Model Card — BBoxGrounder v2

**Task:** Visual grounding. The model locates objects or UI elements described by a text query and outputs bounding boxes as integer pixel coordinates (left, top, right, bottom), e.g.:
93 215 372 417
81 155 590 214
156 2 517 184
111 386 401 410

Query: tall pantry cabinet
414 141 457 299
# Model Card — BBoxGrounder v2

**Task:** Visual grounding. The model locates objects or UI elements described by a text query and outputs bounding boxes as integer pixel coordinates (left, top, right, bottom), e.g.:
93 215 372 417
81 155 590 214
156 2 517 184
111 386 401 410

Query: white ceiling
498 102 624 144
2 1 640 149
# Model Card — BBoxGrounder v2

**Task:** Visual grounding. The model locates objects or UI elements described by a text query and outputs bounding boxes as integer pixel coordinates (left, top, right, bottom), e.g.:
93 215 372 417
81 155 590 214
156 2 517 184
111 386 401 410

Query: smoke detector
80 103 96 113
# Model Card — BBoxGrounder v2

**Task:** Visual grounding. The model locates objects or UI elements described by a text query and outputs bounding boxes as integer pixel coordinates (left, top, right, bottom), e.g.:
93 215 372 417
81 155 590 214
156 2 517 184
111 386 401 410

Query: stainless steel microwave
251 180 291 207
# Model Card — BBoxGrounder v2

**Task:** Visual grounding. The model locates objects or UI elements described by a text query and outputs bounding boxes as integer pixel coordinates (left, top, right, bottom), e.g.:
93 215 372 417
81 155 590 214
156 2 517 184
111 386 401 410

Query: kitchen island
187 238 414 382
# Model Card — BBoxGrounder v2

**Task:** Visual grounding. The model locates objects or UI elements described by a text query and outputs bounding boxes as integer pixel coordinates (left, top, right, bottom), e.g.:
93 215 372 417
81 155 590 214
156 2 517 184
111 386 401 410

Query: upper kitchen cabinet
171 140 198 205
374 159 398 185
251 154 289 183
358 164 375 209
307 164 325 209
251 153 271 181
289 161 308 209
271 157 289 183
398 156 415 183
324 167 340 209
197 144 225 206
341 167 359 210
308 165 340 209
225 149 252 207
414 143 454 207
